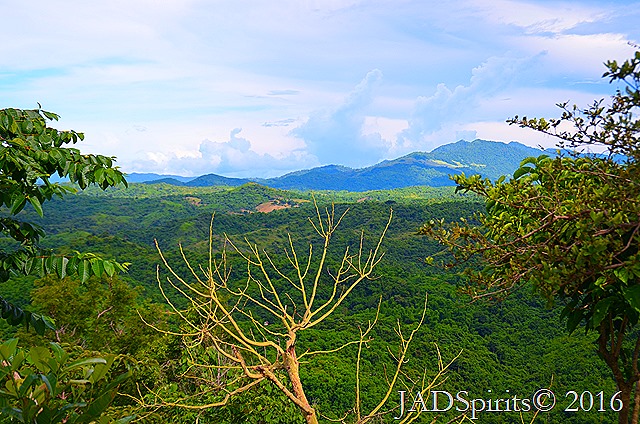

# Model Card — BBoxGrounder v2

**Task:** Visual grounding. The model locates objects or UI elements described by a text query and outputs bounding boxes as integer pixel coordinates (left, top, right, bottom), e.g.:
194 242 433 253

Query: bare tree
141 204 455 423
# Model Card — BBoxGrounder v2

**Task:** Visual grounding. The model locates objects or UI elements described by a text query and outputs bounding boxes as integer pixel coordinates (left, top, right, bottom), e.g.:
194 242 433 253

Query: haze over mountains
130 139 549 191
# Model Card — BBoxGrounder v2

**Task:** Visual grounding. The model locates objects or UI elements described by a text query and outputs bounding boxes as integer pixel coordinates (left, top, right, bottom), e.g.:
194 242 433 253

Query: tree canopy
422 50 640 423
0 106 129 333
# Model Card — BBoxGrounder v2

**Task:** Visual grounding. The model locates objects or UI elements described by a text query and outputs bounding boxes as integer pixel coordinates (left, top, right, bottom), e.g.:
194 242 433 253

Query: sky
1 0 639 178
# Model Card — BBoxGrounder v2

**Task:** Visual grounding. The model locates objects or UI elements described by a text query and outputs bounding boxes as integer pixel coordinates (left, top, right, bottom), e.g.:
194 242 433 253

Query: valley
1 179 617 423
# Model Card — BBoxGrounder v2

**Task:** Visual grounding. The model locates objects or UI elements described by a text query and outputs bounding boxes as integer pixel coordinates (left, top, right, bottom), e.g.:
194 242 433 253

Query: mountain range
131 139 549 191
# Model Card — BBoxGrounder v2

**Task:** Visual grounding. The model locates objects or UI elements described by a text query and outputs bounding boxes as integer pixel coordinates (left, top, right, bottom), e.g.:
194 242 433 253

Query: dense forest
4 51 640 421
0 182 618 423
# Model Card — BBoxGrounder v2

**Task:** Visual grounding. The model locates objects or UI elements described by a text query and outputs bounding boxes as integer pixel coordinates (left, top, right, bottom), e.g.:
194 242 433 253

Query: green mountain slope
139 139 547 191
5 183 615 423
425 139 546 180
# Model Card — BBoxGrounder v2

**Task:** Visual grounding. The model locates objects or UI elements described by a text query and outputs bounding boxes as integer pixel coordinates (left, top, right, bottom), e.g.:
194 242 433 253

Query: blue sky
1 0 639 177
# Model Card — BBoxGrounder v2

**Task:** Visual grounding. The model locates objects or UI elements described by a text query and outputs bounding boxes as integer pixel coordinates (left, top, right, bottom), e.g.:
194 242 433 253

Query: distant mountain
266 165 357 191
142 178 187 186
128 172 253 187
426 139 547 181
185 174 253 187
266 139 546 191
138 139 548 191
126 173 193 183
265 160 466 190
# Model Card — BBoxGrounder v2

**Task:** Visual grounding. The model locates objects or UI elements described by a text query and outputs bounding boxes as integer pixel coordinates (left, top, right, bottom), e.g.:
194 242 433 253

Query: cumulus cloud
132 128 315 178
396 54 542 151
291 69 390 167
5 0 634 177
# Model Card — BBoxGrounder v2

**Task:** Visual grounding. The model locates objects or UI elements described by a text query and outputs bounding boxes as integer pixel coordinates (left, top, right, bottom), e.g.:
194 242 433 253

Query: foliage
421 50 640 423
0 338 133 423
0 106 129 333
141 205 453 424
0 174 620 422
22 275 168 357
509 51 640 161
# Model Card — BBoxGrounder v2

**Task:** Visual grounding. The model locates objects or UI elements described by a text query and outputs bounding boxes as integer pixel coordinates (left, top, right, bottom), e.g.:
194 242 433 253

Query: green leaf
19 374 41 397
90 259 104 278
513 166 534 180
32 317 46 336
58 257 68 279
48 343 67 368
94 167 105 184
89 360 112 384
53 256 64 278
622 285 640 313
78 260 91 283
42 110 59 121
65 256 79 275
0 339 19 360
519 156 539 167
29 196 43 217
66 357 107 372
614 268 630 284
594 276 607 288
592 297 615 328
29 346 51 372
83 388 117 419
565 309 583 334
102 261 115 277
45 256 54 275
39 374 53 396
8 307 24 326
10 194 26 215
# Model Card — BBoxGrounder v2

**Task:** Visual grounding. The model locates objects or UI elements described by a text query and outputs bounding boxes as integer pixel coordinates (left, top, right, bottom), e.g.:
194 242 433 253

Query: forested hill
133 139 547 191
5 181 616 423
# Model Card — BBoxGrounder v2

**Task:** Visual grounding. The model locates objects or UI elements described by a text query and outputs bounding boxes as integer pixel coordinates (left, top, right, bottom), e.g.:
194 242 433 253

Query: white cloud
467 120 560 150
396 54 542 151
517 33 633 79
468 0 605 34
0 1 192 71
291 69 391 167
362 116 408 144
2 0 639 176
130 128 315 178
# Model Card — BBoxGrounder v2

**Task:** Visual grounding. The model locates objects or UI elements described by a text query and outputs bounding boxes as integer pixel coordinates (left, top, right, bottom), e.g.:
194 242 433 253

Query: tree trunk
619 384 632 424
597 321 640 424
285 344 318 424
632 380 640 424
